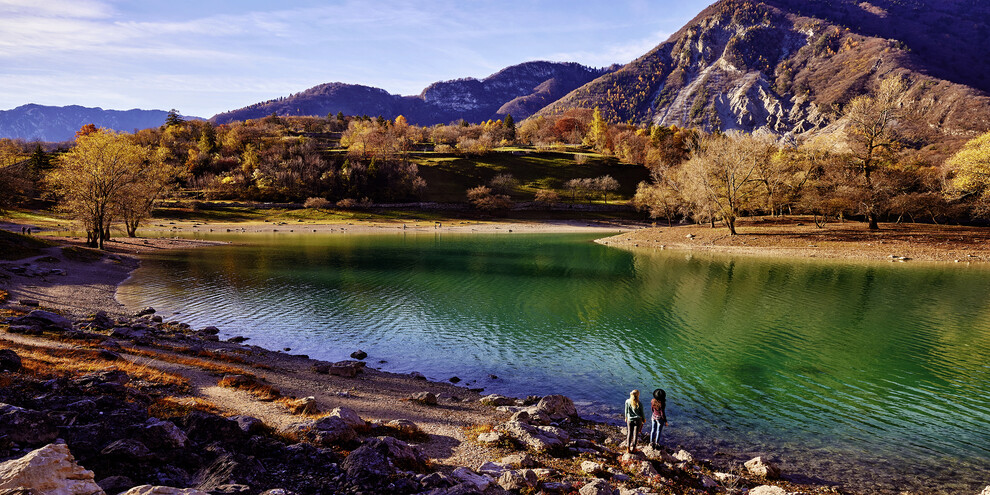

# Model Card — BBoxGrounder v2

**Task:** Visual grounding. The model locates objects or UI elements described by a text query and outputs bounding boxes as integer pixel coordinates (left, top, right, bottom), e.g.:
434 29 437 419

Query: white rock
618 488 657 495
631 460 658 477
476 461 508 477
714 472 740 484
748 485 788 495
672 449 693 462
534 394 578 420
450 467 492 491
580 461 603 474
979 486 990 495
386 419 421 435
120 487 208 495
744 456 781 479
329 407 364 428
477 431 503 444
579 478 614 495
0 443 104 495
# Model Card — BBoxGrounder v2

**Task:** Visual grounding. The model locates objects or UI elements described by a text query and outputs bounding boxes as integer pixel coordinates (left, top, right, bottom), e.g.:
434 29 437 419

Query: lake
117 232 990 493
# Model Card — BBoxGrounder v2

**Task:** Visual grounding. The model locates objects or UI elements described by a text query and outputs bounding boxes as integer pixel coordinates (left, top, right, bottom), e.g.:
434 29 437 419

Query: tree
118 148 178 237
844 76 907 229
584 107 609 153
49 131 150 248
594 175 620 204
503 113 516 142
164 109 185 128
680 135 766 235
467 185 511 213
488 173 518 196
948 131 990 218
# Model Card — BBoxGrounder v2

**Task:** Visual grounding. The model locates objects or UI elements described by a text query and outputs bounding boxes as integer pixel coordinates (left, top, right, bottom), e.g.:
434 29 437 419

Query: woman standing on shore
650 388 667 449
624 389 645 453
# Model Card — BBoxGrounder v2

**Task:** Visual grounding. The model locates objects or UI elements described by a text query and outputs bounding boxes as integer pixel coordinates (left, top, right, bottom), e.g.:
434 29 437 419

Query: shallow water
118 232 990 493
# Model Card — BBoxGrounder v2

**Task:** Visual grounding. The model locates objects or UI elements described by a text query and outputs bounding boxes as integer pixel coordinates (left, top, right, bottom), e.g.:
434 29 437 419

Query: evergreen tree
27 143 52 178
503 114 516 141
164 109 185 128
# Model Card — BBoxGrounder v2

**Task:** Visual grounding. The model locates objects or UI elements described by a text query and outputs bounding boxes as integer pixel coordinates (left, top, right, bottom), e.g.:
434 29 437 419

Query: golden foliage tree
948 131 990 218
49 130 151 248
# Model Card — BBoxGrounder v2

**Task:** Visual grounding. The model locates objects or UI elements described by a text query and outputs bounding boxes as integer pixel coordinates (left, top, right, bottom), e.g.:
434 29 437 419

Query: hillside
538 0 990 144
0 104 201 142
212 61 614 126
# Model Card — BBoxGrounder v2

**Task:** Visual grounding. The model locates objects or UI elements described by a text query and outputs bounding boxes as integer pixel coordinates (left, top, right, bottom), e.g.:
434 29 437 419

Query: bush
335 198 358 209
304 197 332 209
467 185 511 212
534 189 560 207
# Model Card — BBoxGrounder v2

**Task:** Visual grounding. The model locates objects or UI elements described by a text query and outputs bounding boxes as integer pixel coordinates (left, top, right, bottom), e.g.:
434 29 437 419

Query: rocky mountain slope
538 0 990 143
212 61 614 126
0 104 199 142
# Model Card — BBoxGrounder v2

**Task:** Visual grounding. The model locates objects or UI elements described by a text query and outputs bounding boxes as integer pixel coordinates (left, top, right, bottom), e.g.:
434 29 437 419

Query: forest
1 76 989 247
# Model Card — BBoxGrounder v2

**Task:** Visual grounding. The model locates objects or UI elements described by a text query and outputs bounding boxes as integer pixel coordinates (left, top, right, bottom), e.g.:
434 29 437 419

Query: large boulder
449 467 492 492
0 404 58 445
534 395 578 420
329 407 364 428
499 421 568 452
744 456 781 479
0 443 104 495
120 487 208 495
479 394 516 407
341 437 427 486
410 392 438 405
9 310 73 332
280 416 357 447
579 478 614 495
386 419 421 436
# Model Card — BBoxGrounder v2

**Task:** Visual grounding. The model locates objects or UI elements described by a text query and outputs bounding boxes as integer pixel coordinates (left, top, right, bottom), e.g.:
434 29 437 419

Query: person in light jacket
624 389 645 453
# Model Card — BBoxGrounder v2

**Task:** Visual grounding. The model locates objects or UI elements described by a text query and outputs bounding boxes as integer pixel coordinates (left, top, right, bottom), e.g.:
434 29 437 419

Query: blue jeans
650 417 664 445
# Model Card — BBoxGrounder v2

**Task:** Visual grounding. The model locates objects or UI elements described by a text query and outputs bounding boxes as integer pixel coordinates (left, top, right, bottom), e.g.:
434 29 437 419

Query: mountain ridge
0 104 202 143
211 61 616 126
537 0 990 145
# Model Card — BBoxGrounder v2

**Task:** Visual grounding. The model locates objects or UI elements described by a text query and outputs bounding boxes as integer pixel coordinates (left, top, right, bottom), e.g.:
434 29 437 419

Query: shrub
335 198 358 209
534 189 560 207
304 197 332 209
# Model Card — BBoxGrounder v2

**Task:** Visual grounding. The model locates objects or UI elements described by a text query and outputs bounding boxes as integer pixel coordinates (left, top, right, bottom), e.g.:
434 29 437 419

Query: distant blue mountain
0 104 201 142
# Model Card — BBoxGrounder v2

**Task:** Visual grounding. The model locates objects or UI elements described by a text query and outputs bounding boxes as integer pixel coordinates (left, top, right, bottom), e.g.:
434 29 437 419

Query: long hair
630 389 640 409
653 388 666 408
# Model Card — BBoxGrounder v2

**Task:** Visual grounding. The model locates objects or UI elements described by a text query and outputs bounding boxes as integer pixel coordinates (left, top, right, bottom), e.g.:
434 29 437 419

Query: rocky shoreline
0 301 856 495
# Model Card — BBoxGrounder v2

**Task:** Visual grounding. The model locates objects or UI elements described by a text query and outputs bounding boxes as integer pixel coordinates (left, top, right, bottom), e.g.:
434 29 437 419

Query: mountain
0 104 200 142
538 0 990 142
211 61 615 125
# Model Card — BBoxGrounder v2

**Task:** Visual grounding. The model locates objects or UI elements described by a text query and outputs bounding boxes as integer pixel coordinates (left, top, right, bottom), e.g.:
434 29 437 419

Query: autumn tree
0 140 30 213
844 76 907 229
947 131 990 218
488 173 519 196
49 130 150 248
594 175 620 203
584 107 609 153
680 134 767 235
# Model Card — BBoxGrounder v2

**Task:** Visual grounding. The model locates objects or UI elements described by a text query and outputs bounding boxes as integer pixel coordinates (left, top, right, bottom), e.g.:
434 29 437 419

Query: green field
413 149 650 203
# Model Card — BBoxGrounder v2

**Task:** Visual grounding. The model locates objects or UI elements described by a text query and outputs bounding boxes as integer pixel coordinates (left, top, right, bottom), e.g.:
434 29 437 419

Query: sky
0 0 715 118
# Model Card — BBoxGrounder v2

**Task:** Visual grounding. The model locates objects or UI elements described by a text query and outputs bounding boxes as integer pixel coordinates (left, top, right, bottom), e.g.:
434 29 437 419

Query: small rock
672 449 694 462
98 475 135 494
631 460 657 477
0 403 58 445
121 486 209 495
201 326 220 335
229 415 265 434
350 350 368 360
748 486 787 495
744 456 781 479
500 453 537 468
449 467 492 492
386 419 422 436
448 376 461 383
328 362 361 378
476 461 508 477
135 307 156 317
410 392 438 405
476 431 503 444
286 396 319 415
580 461 604 474
227 336 249 344
479 394 515 407
621 451 646 462
0 349 22 372
310 362 331 374
409 371 426 380
509 410 530 423
497 469 537 491
101 439 154 461
579 478 614 495
701 475 719 488
18 299 40 307
329 407 364 428
714 472 741 484
534 394 578 420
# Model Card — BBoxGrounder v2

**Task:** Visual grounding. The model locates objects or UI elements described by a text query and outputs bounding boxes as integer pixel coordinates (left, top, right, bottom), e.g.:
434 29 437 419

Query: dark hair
653 388 666 402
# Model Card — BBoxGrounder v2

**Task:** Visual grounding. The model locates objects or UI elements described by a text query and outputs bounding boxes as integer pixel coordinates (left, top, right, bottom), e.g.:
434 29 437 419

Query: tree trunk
727 216 738 235
868 212 879 230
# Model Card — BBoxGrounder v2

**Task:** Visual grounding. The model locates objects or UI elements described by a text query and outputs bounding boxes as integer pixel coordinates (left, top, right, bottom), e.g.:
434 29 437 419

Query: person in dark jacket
624 389 645 453
650 388 667 448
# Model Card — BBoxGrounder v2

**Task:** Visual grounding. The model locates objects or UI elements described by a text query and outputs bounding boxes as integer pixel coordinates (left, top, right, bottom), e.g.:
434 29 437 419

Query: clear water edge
117 231 990 494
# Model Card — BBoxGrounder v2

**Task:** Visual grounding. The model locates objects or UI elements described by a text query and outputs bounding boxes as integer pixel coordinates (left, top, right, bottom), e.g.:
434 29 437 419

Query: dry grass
217 374 282 401
120 345 254 376
0 289 8 303
148 395 223 418
0 339 190 391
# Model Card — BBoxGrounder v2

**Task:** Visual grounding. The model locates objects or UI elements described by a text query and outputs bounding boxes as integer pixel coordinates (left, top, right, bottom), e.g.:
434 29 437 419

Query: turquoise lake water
117 232 990 493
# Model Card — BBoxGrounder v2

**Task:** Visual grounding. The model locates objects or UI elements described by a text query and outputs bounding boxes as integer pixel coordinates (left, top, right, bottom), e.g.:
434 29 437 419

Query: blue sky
0 0 714 117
